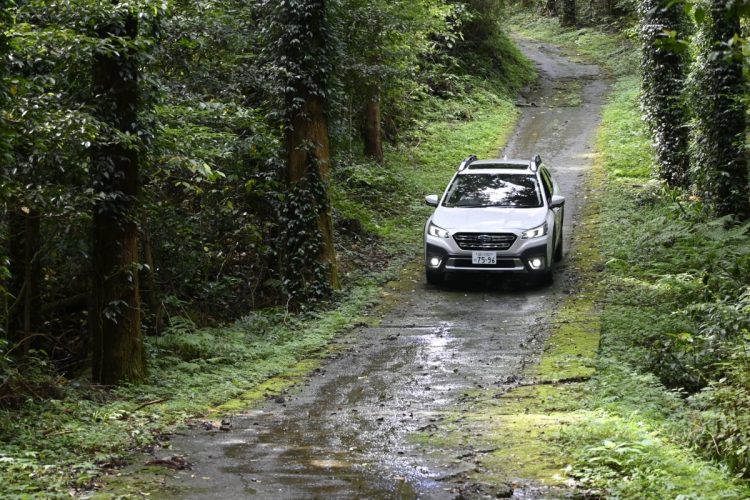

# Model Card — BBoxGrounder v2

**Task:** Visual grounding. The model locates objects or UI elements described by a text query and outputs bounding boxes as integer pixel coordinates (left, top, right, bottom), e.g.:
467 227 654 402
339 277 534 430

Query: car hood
431 206 547 232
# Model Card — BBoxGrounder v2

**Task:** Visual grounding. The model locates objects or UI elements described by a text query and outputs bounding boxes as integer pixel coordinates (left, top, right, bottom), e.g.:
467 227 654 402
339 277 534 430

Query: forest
2 0 750 497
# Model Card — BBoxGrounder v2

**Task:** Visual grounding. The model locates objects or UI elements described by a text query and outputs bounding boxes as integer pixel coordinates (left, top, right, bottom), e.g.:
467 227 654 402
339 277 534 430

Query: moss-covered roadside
501 11 750 498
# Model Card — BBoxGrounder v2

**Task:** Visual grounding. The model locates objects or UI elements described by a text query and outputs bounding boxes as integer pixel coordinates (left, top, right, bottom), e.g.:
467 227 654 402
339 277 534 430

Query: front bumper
425 241 551 274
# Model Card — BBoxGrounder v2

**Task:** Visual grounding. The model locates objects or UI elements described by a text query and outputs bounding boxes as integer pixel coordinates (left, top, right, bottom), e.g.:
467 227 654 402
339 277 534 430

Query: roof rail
531 154 542 172
458 154 478 171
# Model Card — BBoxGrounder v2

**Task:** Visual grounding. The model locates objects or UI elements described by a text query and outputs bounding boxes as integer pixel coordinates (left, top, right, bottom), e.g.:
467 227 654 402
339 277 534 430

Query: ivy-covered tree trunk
639 0 689 187
265 0 339 304
90 8 146 384
691 0 749 219
561 0 576 26
362 85 383 162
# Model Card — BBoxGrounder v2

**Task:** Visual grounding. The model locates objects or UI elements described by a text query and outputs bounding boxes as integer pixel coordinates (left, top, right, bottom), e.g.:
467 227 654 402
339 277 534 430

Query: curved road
164 39 606 499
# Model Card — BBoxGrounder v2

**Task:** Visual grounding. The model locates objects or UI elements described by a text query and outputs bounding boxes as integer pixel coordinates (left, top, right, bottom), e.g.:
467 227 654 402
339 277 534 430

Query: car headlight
427 222 450 238
522 222 548 239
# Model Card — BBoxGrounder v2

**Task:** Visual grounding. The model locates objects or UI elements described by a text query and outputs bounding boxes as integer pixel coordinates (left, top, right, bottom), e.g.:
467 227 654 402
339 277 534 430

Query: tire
426 268 444 285
554 229 564 262
553 211 565 262
536 270 553 286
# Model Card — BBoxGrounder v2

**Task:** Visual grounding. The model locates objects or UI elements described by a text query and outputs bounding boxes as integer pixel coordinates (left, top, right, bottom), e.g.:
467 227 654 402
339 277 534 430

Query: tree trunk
286 90 340 292
691 0 749 219
639 0 690 187
90 8 145 385
274 0 339 302
561 0 576 26
141 220 165 336
544 0 557 16
7 205 41 353
362 85 383 162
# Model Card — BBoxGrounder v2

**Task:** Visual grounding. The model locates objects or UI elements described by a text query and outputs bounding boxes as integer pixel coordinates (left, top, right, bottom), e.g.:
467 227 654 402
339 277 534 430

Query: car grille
453 259 516 268
453 233 516 250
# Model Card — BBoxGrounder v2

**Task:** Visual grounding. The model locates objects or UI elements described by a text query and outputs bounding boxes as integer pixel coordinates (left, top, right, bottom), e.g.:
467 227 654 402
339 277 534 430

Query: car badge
477 234 492 243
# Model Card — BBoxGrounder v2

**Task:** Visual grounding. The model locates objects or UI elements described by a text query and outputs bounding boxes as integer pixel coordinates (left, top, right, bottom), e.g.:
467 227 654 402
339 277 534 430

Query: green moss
216 359 321 413
471 159 607 487
532 299 599 383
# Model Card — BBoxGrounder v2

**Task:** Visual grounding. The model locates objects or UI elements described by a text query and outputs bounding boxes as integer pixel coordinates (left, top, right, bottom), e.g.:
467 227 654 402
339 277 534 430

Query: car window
442 173 542 208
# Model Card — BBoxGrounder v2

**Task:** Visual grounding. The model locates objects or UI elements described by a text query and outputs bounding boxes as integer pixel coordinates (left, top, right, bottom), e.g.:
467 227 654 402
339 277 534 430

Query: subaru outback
424 155 564 285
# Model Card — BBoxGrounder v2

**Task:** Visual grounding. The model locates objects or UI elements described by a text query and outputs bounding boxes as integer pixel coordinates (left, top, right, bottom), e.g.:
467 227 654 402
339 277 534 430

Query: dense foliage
1 0 526 376
0 0 534 494
4 0 750 495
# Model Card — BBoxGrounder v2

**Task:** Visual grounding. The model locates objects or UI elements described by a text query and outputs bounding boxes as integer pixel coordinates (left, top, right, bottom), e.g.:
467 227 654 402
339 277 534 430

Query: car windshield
442 173 542 208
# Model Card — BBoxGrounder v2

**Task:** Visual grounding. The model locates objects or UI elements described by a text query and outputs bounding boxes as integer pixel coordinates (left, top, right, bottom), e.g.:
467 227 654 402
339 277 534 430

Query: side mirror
425 195 439 207
549 195 565 208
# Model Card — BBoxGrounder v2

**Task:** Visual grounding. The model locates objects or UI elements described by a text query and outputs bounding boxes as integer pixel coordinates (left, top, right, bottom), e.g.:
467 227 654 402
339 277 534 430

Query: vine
639 0 690 188
277 156 333 307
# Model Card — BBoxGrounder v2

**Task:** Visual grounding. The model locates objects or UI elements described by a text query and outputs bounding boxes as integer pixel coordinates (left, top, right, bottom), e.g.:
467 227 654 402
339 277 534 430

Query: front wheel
536 270 553 286
426 268 444 285
554 229 564 262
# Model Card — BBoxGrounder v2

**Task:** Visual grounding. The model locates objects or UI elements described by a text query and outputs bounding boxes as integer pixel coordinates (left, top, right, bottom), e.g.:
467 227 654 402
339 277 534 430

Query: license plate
472 251 497 265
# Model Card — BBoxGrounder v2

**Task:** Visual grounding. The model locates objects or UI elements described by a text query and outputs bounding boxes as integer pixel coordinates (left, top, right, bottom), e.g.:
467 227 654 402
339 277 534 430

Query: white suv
424 155 564 285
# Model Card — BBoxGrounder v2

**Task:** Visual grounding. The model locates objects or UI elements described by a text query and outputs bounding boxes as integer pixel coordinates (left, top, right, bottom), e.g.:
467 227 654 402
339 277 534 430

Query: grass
563 94 750 490
505 11 750 497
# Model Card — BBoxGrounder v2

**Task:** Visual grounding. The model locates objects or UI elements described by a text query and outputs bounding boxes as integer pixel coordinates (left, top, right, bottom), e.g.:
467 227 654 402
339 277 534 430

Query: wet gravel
162 39 607 500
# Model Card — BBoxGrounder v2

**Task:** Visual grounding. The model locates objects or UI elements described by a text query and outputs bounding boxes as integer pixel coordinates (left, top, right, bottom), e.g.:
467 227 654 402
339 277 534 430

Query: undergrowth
509 11 750 497
591 77 750 490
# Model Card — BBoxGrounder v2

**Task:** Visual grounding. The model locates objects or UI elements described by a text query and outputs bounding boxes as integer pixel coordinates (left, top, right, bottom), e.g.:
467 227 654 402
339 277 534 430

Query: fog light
529 257 544 270
429 257 442 268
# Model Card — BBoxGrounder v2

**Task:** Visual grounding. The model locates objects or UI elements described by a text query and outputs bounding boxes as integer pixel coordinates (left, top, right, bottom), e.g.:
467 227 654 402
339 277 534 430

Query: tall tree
262 0 339 304
362 81 383 161
0 0 9 162
6 205 41 353
2 3 42 351
335 0 433 162
544 0 557 16
690 0 749 219
639 0 690 187
90 4 146 384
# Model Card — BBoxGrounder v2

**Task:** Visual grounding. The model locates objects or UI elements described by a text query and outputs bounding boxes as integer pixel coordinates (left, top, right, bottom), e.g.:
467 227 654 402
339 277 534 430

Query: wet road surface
164 39 607 499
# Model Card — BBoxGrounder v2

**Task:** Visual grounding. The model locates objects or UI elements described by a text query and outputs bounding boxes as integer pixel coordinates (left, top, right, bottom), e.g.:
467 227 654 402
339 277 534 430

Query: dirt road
163 39 606 499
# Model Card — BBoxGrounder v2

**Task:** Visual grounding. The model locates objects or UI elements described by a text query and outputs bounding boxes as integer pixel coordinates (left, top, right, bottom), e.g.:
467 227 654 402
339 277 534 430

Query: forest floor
126 39 608 499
